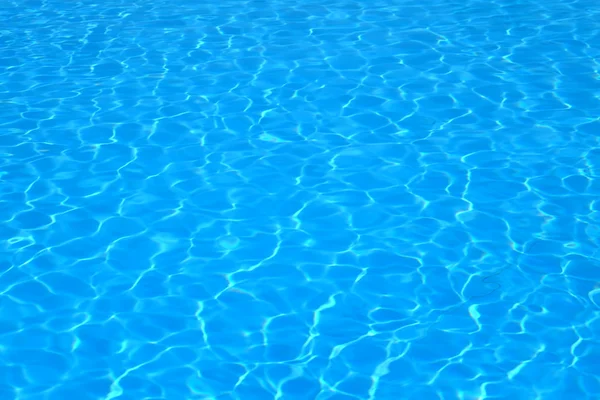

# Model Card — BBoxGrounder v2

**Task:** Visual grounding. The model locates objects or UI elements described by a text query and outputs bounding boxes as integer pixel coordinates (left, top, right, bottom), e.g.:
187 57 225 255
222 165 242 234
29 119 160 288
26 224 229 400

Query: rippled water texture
1 0 599 399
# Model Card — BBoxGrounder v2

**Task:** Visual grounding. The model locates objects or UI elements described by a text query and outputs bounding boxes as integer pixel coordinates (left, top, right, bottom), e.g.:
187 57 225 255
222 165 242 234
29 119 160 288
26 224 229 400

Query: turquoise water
1 0 600 399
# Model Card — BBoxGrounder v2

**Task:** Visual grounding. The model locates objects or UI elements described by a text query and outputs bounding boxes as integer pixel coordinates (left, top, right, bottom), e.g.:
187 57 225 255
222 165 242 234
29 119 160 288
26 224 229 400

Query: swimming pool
1 0 599 398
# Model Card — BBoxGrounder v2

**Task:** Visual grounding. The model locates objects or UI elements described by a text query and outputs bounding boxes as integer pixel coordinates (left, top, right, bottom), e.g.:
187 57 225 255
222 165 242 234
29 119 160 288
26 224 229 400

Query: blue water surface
1 0 600 399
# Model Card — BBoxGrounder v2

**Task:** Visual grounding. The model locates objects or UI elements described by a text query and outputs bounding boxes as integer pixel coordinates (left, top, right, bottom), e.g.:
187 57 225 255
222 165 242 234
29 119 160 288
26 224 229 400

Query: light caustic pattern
0 0 599 399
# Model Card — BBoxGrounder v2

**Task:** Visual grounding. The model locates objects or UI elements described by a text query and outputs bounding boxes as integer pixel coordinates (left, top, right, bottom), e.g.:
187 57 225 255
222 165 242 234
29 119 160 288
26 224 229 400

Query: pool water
1 0 599 399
